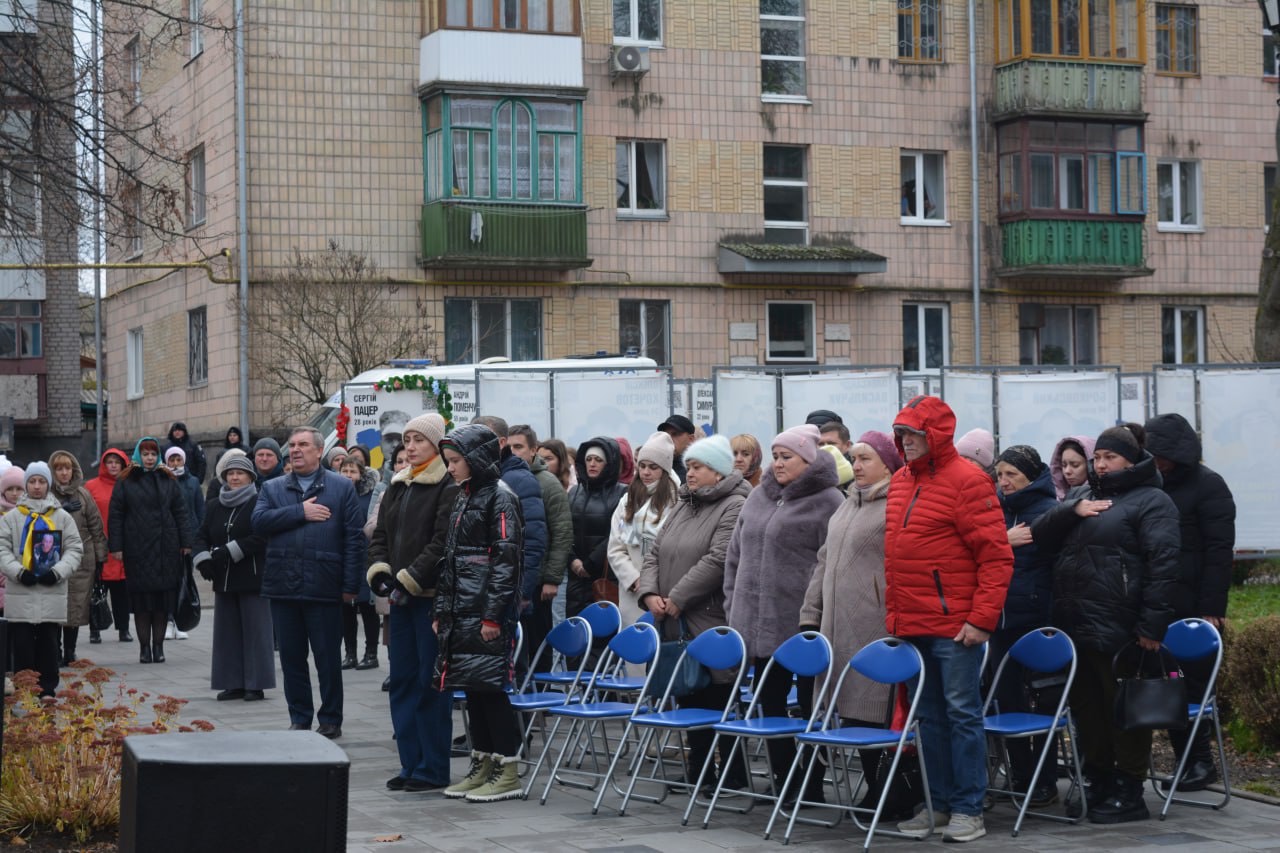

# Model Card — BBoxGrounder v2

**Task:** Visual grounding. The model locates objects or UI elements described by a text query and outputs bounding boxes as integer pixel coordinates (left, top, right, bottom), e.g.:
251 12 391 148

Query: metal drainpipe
235 0 250 440
968 0 982 365
92 0 103 457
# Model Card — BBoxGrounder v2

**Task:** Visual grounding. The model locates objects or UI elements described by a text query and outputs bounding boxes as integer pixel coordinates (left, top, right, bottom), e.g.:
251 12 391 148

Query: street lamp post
1257 0 1280 361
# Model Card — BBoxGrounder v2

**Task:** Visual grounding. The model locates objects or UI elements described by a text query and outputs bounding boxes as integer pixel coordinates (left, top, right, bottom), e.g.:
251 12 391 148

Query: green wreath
371 375 454 428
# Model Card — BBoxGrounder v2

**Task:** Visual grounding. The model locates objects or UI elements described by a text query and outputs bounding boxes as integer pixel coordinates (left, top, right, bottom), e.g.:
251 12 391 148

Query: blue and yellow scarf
16 505 57 577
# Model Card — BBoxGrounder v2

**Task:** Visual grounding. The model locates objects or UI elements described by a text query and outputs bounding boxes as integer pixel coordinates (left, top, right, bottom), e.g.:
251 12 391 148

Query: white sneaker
175 630 189 640
941 813 986 843
897 809 949 839
164 623 177 640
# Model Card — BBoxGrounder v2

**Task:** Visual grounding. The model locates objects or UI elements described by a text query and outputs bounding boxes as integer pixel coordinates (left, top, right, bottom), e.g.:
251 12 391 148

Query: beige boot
465 754 522 802
443 751 494 799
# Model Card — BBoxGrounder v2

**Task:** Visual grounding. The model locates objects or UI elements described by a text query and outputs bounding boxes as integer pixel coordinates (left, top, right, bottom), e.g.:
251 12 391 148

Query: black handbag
175 563 202 632
648 617 711 698
89 582 114 631
1112 642 1188 731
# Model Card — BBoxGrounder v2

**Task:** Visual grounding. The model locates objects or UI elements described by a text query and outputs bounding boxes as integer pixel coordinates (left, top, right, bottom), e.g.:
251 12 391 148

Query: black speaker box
120 731 349 853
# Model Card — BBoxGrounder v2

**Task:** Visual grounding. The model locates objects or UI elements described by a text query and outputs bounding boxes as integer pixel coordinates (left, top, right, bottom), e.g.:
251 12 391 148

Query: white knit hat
403 413 446 449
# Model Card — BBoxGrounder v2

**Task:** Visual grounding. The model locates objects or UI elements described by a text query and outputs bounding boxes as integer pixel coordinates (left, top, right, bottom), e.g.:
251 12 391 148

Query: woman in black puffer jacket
1032 424 1180 825
434 424 525 803
565 436 626 619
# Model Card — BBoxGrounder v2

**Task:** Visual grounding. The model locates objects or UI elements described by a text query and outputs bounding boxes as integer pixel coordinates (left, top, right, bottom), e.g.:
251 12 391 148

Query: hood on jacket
440 423 502 487
356 465 381 496
96 448 131 486
573 436 622 492
168 421 191 444
391 453 448 486
615 437 636 486
998 462 1057 514
225 425 249 449
1049 434 1097 500
16 493 61 514
892 396 959 474
679 468 751 506
47 450 86 496
132 436 163 469
759 443 839 500
1144 413 1201 470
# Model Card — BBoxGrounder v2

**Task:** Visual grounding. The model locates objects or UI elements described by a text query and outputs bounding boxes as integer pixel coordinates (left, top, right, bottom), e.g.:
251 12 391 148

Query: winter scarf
17 505 58 577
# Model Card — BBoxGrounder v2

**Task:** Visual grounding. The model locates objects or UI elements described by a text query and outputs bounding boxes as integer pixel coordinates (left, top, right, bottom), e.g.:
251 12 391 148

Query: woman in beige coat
49 450 109 661
799 430 903 805
636 435 750 790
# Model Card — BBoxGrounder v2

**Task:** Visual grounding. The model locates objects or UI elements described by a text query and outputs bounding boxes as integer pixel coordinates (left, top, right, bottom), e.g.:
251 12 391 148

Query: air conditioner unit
611 44 650 76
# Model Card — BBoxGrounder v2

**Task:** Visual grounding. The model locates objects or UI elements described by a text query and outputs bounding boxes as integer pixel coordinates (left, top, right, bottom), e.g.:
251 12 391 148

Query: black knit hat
997 444 1043 482
1095 425 1142 464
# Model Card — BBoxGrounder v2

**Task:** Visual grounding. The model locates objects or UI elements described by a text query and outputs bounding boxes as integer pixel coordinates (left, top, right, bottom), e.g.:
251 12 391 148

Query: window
903 302 949 372
186 145 205 227
997 120 1144 216
1018 304 1098 365
1155 4 1197 75
0 301 41 359
616 140 665 216
123 183 142 257
1157 160 1200 230
1266 25 1278 76
1266 164 1275 227
189 0 204 59
126 36 140 105
614 0 661 43
762 145 807 244
900 151 946 222
766 301 815 362
443 0 578 34
424 95 580 203
444 298 541 364
0 160 37 232
620 299 670 363
994 0 1142 63
1162 306 1204 364
761 0 806 98
126 328 144 398
187 306 207 386
897 0 941 61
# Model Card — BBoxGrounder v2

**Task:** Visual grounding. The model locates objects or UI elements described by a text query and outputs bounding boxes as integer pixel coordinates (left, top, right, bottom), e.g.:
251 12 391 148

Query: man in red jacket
885 396 1013 843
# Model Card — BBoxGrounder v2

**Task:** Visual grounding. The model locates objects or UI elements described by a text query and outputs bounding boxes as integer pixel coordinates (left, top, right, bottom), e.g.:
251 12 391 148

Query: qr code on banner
1121 382 1139 401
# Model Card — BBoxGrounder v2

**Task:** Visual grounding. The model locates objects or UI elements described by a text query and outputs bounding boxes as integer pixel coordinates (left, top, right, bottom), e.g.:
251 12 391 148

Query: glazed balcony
993 60 1144 120
419 200 590 270
996 219 1152 278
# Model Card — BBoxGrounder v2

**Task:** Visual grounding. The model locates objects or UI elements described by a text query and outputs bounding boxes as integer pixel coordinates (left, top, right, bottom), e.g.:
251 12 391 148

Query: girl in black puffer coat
435 424 525 803
566 436 626 619
1031 424 1180 825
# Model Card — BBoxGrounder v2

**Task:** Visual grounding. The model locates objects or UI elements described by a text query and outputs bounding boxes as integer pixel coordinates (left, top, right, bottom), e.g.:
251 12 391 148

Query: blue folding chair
982 626 1083 836
509 617 592 756
766 637 930 851
592 625 749 817
534 601 621 688
523 621 662 804
698 631 832 829
1153 618 1231 818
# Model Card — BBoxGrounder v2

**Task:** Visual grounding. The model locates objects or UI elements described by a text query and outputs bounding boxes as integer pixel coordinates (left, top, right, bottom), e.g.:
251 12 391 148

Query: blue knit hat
683 434 735 477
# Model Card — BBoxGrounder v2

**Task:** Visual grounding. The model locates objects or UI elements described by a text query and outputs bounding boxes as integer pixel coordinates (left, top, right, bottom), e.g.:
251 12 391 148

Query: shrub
0 663 214 843
1220 615 1280 753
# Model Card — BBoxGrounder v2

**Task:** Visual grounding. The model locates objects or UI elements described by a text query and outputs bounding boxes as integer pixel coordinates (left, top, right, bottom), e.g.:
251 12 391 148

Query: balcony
419 201 590 270
996 219 1152 278
993 60 1144 120
420 29 583 92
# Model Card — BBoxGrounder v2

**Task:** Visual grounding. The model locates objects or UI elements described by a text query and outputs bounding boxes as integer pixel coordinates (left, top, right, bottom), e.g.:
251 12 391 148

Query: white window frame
1157 159 1202 232
186 145 206 227
613 0 662 45
763 144 808 244
1163 306 1205 364
765 300 816 363
189 0 204 59
188 306 208 387
903 302 950 373
127 36 141 105
761 1 808 103
619 299 671 364
615 139 666 217
900 150 948 225
126 328 144 399
126 184 142 258
1018 304 1099 365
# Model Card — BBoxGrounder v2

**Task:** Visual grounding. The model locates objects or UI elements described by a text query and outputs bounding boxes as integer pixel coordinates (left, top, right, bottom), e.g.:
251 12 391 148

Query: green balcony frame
419 200 591 270
993 59 1145 120
997 219 1153 278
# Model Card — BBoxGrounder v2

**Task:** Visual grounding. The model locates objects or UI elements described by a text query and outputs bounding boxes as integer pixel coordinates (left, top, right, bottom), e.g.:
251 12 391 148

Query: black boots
1065 765 1113 818
355 650 379 670
140 643 153 664
341 651 358 670
152 640 165 663
1089 772 1149 824
61 627 78 666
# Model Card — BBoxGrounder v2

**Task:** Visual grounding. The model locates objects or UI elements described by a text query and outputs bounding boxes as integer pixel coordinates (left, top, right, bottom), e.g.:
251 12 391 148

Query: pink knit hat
771 424 822 464
955 428 996 469
857 430 903 474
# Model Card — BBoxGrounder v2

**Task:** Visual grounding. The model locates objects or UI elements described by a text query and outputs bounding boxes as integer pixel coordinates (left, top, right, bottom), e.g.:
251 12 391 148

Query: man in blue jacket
253 426 365 739
474 416 547 618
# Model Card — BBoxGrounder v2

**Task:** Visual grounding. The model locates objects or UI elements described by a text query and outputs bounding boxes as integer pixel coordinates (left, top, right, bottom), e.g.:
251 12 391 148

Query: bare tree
237 241 437 426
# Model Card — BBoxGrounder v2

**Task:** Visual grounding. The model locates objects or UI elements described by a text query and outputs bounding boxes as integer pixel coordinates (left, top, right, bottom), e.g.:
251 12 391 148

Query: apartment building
104 0 1270 442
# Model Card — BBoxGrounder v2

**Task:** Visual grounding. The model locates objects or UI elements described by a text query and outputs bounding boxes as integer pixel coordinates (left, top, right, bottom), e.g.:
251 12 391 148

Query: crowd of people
0 399 1237 841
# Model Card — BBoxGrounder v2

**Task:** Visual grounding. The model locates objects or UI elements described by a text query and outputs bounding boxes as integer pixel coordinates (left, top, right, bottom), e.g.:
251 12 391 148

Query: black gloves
95 562 105 582
370 571 398 599
36 572 59 586
19 571 38 587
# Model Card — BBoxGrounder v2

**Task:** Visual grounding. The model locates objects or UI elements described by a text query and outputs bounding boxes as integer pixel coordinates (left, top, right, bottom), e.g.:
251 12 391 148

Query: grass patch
1243 781 1280 798
1228 583 1280 628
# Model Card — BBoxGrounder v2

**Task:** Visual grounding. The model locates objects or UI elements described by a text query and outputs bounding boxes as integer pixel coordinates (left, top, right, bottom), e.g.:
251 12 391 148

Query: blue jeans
271 600 343 728
388 596 452 785
909 637 987 817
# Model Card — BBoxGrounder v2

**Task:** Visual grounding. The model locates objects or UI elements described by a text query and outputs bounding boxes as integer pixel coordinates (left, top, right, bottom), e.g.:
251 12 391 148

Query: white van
308 354 661 456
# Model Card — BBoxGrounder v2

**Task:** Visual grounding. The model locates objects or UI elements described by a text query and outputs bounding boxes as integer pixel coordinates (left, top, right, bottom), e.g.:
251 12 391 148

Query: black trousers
466 689 522 757
679 681 746 783
11 622 61 696
104 579 131 632
342 601 379 656
751 656 816 785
